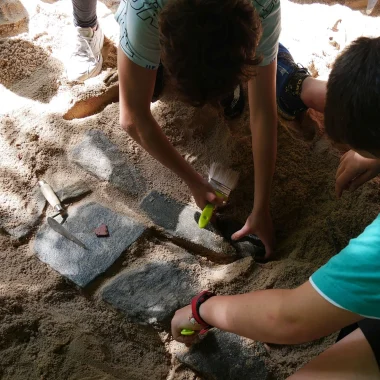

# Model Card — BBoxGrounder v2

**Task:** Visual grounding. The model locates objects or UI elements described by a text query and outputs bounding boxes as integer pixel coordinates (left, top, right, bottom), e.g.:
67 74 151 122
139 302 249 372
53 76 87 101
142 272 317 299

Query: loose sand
1 0 380 379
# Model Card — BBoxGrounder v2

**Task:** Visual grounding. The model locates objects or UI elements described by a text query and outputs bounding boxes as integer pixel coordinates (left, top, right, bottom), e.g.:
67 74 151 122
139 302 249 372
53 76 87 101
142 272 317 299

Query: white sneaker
66 24 104 82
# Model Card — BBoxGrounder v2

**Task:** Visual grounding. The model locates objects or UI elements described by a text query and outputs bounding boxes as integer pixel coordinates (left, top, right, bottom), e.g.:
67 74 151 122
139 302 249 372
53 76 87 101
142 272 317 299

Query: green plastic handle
198 203 215 229
181 329 195 336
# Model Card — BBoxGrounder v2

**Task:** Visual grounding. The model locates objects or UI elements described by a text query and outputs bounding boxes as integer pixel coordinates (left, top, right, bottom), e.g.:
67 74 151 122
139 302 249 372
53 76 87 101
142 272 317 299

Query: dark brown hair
325 37 380 152
159 0 262 107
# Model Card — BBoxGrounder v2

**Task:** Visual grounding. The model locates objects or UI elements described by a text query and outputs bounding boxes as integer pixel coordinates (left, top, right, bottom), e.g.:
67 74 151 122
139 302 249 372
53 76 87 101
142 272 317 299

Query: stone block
70 130 145 196
140 191 236 260
34 202 145 287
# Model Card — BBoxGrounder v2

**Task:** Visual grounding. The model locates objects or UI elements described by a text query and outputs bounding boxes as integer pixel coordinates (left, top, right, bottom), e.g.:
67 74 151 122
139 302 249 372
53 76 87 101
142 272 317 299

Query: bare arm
118 48 218 208
118 47 201 186
249 60 277 213
172 281 362 345
232 61 277 257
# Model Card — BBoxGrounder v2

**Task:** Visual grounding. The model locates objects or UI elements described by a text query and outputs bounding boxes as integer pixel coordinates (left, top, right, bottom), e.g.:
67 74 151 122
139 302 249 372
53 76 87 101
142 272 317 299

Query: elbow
268 298 319 345
277 322 321 346
271 318 309 345
121 120 140 142
121 120 135 135
120 110 153 144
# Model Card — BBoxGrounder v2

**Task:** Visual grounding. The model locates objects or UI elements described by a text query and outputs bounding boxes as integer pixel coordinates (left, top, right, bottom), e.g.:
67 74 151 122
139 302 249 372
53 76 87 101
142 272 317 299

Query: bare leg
287 328 380 380
300 77 327 113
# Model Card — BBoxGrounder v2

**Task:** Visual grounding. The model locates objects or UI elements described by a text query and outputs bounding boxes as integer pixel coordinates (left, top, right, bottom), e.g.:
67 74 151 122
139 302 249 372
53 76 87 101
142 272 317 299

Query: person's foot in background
66 0 104 82
66 23 104 82
276 43 310 120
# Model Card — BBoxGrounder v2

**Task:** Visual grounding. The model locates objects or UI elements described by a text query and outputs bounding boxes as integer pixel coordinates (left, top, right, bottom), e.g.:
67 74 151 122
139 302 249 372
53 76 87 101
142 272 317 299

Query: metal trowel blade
47 217 87 250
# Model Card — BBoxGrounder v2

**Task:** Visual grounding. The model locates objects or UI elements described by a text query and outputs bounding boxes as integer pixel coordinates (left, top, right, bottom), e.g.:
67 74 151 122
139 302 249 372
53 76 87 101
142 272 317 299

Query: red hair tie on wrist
191 290 216 335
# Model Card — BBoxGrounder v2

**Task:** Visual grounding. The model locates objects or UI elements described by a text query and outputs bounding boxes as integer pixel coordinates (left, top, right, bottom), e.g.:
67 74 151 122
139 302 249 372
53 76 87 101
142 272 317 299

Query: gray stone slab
140 191 236 260
70 130 145 196
101 253 199 326
34 202 146 287
177 330 269 380
55 181 92 203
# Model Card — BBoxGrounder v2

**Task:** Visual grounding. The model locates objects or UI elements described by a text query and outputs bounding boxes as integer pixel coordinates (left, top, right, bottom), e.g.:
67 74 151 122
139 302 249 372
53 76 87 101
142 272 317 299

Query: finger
175 334 197 345
335 162 346 180
340 150 350 163
336 163 368 198
335 169 353 198
335 179 344 199
173 333 189 343
206 192 221 206
348 170 373 192
336 150 359 180
171 322 200 344
171 322 184 342
207 192 225 206
206 192 216 203
256 233 274 261
231 223 251 240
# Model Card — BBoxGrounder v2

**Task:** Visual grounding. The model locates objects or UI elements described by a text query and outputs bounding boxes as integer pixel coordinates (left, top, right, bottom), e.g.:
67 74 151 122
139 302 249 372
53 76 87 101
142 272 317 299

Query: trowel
47 217 87 249
38 180 66 218
38 180 87 249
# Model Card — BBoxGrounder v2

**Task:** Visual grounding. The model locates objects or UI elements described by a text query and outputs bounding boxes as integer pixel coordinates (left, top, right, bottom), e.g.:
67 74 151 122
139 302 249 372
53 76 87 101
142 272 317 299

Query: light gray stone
101 252 199 326
55 181 92 203
177 330 269 380
140 191 236 260
34 202 146 287
70 130 145 196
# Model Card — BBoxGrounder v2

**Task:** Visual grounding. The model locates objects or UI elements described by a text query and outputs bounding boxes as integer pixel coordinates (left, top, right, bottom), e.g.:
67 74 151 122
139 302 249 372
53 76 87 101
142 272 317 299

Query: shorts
337 319 380 367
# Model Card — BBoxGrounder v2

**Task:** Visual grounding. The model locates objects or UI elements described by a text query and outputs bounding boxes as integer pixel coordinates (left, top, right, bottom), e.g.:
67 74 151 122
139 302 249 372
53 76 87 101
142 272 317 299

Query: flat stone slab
70 130 145 196
140 191 236 260
101 250 199 326
34 202 146 287
55 180 92 203
177 330 269 380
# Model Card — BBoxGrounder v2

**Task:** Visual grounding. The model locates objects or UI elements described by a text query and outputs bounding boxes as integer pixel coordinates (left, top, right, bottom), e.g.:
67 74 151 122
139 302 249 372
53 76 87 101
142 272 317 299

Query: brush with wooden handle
198 163 239 229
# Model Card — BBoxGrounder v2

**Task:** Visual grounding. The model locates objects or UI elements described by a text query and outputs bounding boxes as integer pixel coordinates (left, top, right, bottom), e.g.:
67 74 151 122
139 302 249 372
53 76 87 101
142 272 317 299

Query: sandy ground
1 0 380 379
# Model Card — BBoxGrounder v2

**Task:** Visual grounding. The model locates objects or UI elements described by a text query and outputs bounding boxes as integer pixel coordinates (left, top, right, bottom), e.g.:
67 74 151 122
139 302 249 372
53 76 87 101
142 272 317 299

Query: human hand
171 305 202 346
335 150 380 198
187 176 225 210
231 208 275 260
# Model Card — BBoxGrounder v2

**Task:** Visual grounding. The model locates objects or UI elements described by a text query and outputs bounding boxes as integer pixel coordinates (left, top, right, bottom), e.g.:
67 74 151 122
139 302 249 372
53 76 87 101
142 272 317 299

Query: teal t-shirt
311 214 380 319
115 0 281 70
